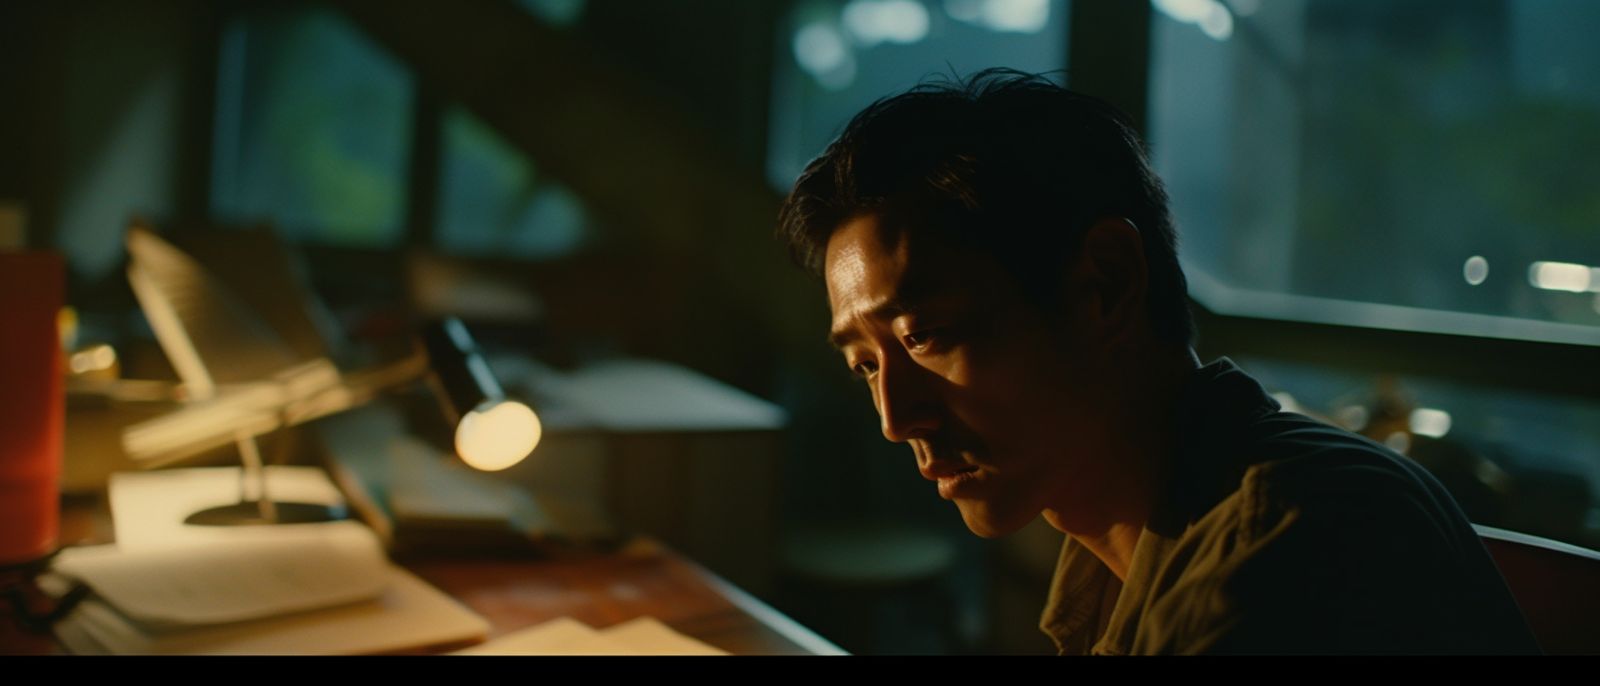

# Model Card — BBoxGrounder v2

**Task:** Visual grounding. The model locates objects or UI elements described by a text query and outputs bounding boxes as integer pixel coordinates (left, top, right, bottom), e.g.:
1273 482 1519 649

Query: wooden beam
328 0 778 256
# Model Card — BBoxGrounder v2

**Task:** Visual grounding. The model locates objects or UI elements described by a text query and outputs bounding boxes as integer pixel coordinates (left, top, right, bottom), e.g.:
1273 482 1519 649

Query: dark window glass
211 6 413 247
1151 0 1600 344
434 107 591 260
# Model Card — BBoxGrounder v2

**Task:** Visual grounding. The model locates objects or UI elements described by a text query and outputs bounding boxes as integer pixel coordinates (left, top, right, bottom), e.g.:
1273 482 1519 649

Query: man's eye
850 361 877 380
903 328 945 351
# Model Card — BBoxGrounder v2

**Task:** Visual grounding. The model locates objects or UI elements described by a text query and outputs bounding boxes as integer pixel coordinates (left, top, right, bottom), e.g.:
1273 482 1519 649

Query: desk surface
409 538 839 655
1 497 842 656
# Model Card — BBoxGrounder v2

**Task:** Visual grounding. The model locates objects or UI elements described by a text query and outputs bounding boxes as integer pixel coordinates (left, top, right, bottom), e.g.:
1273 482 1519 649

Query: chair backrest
1476 524 1600 655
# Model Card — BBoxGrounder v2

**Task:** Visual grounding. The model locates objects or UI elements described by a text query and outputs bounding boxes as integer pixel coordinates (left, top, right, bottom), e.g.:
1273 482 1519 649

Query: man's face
825 213 1114 538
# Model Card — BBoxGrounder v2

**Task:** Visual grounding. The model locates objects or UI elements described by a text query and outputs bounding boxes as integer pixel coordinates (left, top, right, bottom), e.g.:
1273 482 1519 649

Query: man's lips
920 463 979 481
914 440 986 499
924 464 984 500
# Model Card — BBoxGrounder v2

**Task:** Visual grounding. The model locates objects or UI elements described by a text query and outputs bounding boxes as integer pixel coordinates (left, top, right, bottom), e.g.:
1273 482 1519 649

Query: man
776 69 1539 655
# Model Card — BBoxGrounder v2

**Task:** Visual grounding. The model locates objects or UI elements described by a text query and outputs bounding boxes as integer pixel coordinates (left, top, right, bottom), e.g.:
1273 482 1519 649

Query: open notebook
44 467 489 655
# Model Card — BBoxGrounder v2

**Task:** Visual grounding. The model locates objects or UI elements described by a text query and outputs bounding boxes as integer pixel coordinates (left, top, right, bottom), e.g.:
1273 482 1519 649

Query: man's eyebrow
826 260 972 350
826 298 918 350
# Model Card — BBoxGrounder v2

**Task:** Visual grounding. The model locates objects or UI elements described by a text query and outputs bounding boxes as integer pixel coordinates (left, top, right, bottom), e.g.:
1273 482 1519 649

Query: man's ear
1064 217 1149 348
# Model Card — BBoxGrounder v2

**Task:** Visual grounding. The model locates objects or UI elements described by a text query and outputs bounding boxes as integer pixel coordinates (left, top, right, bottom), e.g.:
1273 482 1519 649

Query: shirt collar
1038 357 1282 654
1149 357 1281 537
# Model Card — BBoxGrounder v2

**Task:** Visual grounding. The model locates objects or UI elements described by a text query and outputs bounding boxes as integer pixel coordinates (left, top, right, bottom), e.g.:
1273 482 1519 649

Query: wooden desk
1 497 843 656
407 538 841 655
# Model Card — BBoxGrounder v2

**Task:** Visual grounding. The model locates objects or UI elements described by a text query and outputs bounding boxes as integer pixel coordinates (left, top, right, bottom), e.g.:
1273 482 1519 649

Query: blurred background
2 0 1597 655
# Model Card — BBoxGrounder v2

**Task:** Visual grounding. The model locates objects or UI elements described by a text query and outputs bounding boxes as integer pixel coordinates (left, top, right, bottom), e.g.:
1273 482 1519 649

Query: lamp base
183 501 348 526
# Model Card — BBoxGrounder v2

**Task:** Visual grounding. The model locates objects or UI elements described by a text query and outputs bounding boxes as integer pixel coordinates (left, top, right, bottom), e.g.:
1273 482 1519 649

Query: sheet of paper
452 617 632 656
600 616 729 655
452 616 726 656
51 523 388 629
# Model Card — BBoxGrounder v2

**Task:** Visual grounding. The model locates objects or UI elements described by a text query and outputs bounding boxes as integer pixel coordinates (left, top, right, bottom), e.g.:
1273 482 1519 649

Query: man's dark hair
778 68 1194 347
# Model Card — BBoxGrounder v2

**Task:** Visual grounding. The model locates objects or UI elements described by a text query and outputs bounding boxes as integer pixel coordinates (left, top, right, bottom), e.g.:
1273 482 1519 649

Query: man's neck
1065 521 1146 582
1041 346 1200 581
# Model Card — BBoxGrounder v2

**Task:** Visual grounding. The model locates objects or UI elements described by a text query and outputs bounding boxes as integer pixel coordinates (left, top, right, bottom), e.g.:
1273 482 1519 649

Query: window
211 4 599 258
1150 0 1600 344
768 0 1070 190
1151 0 1600 547
210 5 413 247
435 107 592 260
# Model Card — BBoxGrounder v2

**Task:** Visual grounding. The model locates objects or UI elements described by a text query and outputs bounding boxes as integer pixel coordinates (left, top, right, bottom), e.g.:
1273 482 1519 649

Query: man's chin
956 501 1031 539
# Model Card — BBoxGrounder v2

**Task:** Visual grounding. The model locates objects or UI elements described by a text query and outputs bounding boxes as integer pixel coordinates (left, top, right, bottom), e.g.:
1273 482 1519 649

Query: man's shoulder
1238 412 1457 515
1164 412 1538 646
1137 361 1538 653
1214 410 1478 551
1154 406 1498 625
1142 412 1536 653
1174 360 1460 531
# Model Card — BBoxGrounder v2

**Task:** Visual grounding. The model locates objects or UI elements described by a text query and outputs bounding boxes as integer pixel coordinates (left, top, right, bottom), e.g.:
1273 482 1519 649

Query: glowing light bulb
455 400 541 471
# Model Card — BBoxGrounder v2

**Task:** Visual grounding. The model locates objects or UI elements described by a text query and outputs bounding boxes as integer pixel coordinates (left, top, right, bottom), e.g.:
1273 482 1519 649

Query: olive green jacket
1039 359 1539 655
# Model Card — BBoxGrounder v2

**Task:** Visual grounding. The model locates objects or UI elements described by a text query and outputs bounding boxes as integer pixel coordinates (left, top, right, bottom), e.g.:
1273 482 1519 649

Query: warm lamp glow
454 400 541 472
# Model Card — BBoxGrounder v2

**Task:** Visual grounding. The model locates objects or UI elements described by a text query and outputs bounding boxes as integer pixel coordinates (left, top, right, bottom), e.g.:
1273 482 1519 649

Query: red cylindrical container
0 251 64 566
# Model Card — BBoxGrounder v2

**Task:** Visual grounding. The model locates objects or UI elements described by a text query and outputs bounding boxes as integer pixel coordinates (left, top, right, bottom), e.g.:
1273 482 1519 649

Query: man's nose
874 357 942 443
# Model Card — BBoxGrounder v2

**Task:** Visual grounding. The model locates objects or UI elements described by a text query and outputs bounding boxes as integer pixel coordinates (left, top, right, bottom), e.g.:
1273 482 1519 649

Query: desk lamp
121 227 540 525
125 227 345 526
420 318 541 472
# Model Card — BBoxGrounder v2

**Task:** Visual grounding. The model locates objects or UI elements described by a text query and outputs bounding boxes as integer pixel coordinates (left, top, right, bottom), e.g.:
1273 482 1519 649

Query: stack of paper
452 616 727 656
47 467 489 655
